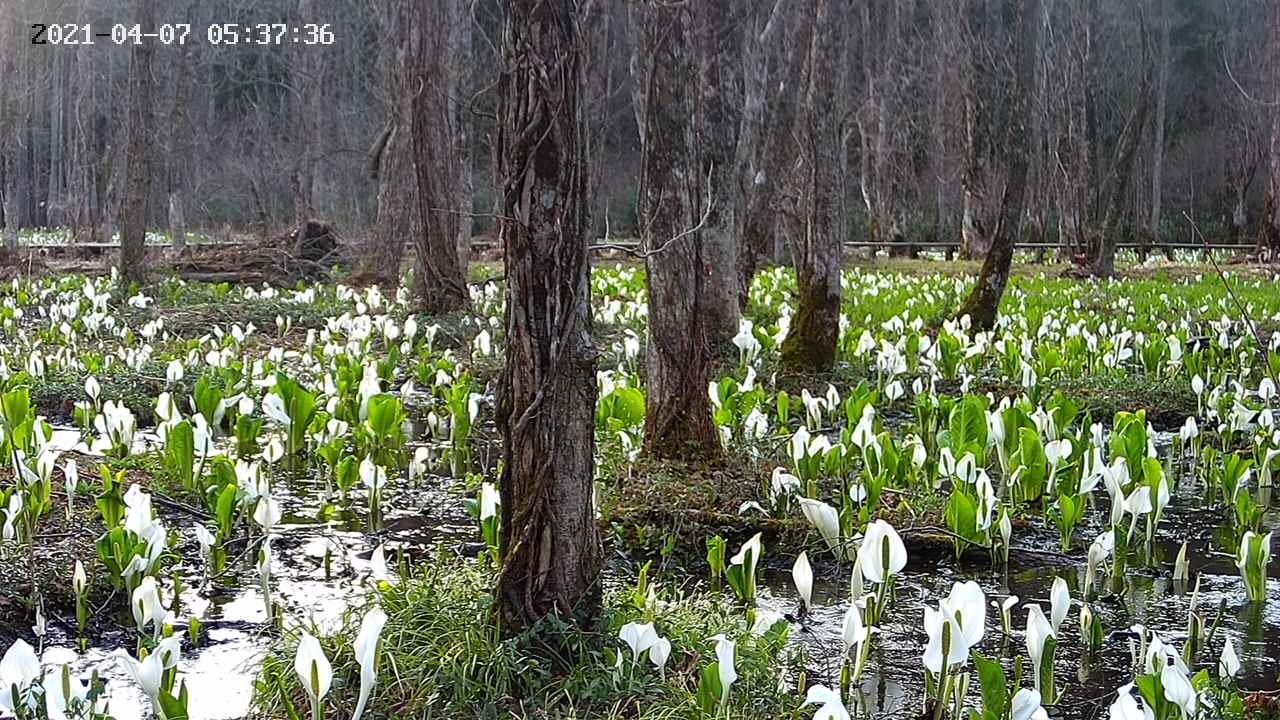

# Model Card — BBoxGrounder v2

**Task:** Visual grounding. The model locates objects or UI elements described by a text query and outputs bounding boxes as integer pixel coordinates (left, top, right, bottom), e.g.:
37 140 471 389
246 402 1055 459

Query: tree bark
634 1 722 460
1149 0 1171 243
493 0 601 634
1269 0 1280 258
955 0 1041 331
695 0 742 347
779 0 845 373
410 0 469 313
118 0 156 285
449 0 475 269
363 0 417 286
736 0 808 308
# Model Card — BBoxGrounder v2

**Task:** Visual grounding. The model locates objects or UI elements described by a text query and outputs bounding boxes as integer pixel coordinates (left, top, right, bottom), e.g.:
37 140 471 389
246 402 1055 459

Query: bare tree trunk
493 0 601 634
118 0 156 285
363 0 416 286
1149 0 1171 244
956 0 1041 331
167 192 185 252
450 0 475 269
634 1 722 460
410 1 469 313
167 39 192 254
695 0 742 347
736 0 807 307
1090 83 1151 277
1269 0 1280 259
960 0 989 260
780 0 845 372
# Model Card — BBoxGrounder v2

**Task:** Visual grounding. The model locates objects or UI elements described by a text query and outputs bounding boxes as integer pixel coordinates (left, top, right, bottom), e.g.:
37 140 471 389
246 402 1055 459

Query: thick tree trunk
634 1 721 459
956 0 1041 331
736 1 808 308
118 0 156 285
363 0 416 286
410 1 469 313
695 0 741 347
1269 0 1280 258
780 0 845 373
368 124 414 285
493 0 601 634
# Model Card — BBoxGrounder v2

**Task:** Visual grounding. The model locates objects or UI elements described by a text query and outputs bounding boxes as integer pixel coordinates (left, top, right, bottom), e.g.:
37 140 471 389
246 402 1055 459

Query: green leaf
974 653 1008 717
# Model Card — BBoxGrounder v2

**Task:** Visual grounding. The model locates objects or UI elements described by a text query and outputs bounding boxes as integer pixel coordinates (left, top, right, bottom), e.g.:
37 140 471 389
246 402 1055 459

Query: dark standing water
758 468 1280 719
34 439 474 720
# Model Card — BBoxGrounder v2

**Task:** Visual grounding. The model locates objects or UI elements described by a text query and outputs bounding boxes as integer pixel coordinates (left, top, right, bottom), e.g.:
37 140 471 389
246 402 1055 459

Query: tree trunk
167 192 185 252
1090 83 1151 277
736 1 808 308
695 0 742 347
363 0 417 286
780 0 845 373
956 0 1041 331
118 0 156 285
1149 0 1171 243
1269 0 1280 259
493 0 601 634
450 0 475 270
2 192 16 256
632 2 722 460
410 1 469 313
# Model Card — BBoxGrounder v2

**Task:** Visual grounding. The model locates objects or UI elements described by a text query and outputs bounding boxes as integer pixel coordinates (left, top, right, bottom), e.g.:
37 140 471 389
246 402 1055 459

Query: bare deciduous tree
118 0 156 284
956 0 1042 330
410 0 469 312
779 0 846 372
493 0 601 633
633 0 721 460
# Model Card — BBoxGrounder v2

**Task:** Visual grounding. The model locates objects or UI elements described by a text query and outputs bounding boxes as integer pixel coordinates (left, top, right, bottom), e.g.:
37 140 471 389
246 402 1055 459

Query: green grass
253 551 805 720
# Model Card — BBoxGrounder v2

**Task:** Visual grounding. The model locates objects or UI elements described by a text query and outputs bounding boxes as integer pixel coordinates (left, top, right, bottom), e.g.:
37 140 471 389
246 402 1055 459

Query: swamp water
20 432 1280 719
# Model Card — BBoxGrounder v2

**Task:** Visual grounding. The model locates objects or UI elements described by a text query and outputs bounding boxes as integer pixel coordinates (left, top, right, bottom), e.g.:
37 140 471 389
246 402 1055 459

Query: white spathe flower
360 456 387 492
294 632 333 709
858 519 907 584
793 552 814 611
1025 604 1054 695
1011 688 1049 720
43 665 92 720
193 524 216 560
708 634 737 705
479 482 500 521
1219 636 1240 679
351 607 389 720
1109 683 1153 720
72 560 87 596
805 684 852 720
649 637 672 673
922 580 986 673
0 639 40 715
1161 662 1197 717
166 359 185 383
130 576 167 637
1049 577 1070 634
619 622 659 666
842 603 870 653
115 649 164 703
798 497 841 557
263 438 285 464
254 495 282 531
